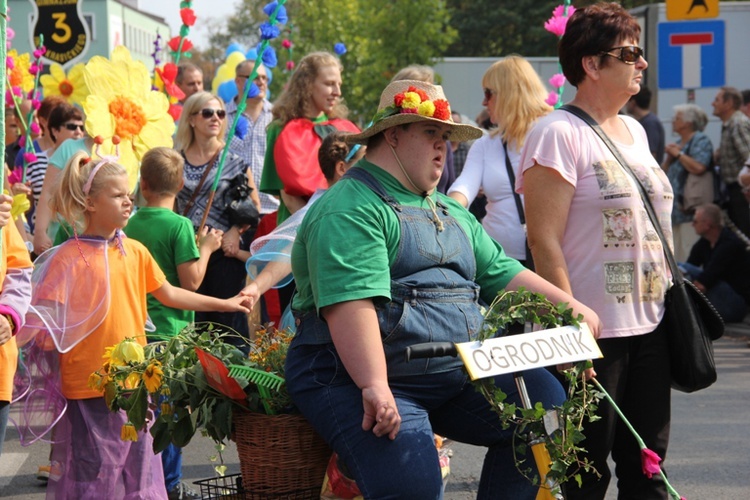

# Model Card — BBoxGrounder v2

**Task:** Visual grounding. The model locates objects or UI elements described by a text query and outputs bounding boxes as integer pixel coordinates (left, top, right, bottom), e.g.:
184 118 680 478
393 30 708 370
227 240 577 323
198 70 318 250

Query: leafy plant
89 322 294 452
476 288 603 495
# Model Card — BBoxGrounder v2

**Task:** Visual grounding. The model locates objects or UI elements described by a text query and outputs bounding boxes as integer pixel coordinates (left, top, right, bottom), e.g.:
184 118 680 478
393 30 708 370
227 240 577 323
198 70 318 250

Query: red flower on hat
180 8 197 27
168 36 193 53
394 93 406 107
433 100 451 121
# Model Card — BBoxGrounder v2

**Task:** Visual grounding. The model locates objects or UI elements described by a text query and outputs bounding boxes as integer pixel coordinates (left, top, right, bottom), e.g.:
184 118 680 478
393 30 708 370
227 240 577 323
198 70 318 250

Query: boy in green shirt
125 147 222 339
123 147 221 499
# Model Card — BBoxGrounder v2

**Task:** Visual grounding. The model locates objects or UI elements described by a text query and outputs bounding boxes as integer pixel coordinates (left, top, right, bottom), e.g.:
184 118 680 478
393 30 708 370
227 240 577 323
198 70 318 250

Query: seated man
680 203 750 322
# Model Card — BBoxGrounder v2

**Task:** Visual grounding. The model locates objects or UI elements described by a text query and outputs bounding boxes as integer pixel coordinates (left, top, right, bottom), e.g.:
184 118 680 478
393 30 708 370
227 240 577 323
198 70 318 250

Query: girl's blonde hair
482 56 552 147
51 151 127 233
272 52 349 126
174 91 228 151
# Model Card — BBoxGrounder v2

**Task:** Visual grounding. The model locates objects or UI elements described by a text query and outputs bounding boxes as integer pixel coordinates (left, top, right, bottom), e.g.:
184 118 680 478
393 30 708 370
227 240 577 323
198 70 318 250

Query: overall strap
342 167 401 211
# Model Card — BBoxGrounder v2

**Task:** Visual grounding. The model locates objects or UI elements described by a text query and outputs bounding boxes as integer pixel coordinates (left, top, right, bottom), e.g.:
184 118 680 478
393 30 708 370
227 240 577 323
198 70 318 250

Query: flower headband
83 136 121 195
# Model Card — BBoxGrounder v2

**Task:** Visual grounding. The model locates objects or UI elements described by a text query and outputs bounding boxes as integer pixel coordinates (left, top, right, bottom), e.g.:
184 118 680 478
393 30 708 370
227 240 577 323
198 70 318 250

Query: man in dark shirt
627 86 665 164
680 203 750 322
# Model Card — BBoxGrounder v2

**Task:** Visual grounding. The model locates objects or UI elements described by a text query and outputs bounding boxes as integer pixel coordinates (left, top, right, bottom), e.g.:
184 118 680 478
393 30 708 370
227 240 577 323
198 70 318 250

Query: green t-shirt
291 160 524 314
260 115 329 225
123 207 200 338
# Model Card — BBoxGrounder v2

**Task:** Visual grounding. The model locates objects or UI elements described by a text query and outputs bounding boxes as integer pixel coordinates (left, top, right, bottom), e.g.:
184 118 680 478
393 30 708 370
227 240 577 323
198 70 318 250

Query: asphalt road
1 336 748 499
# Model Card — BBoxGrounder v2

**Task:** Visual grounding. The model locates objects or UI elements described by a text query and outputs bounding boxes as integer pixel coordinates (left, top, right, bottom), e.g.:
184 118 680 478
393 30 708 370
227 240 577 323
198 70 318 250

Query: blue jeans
0 400 9 456
162 443 182 492
286 343 565 500
679 262 748 322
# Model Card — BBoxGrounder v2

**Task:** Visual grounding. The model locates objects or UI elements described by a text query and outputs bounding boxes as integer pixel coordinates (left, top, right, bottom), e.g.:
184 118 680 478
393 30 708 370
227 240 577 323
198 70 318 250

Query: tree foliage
204 0 456 123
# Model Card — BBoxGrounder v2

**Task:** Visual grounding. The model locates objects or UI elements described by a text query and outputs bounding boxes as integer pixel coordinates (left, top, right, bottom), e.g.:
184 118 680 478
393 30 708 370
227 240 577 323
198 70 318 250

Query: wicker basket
233 411 332 498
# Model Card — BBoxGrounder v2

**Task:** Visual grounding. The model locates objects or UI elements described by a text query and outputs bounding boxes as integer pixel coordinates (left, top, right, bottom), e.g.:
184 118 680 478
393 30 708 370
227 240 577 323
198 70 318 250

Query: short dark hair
559 2 641 87
631 86 652 109
47 103 83 143
721 87 742 110
176 63 202 84
742 89 750 106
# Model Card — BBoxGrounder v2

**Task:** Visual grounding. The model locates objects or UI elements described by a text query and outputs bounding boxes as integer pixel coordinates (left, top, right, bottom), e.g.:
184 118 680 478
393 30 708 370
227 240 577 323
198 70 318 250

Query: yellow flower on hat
41 63 89 106
83 46 174 189
418 100 436 117
7 50 34 94
401 92 422 110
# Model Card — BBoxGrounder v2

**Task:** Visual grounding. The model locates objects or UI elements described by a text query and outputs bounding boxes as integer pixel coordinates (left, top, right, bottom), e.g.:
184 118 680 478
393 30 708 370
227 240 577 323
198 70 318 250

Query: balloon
226 51 247 70
245 48 259 61
225 43 244 58
211 64 236 93
217 80 238 104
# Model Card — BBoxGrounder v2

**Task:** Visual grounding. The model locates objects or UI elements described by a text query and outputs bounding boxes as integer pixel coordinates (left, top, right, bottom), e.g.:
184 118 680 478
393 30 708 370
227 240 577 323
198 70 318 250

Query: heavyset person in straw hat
285 79 602 498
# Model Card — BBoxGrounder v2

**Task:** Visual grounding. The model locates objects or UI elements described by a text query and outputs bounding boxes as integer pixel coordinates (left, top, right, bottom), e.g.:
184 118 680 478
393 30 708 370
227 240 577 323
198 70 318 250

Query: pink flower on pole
544 16 570 37
29 63 39 75
552 4 576 17
640 448 662 479
23 152 38 164
549 73 566 89
32 99 41 110
30 122 41 135
8 168 22 185
6 57 14 70
545 92 559 106
18 136 25 148
7 27 14 41
286 60 295 71
282 39 292 49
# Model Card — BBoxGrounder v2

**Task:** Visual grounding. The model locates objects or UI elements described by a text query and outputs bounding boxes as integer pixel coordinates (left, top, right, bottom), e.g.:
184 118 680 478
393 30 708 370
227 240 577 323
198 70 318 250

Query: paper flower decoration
7 50 34 95
82 46 174 189
168 36 193 54
256 43 278 68
180 8 197 27
40 63 90 106
155 63 186 101
544 5 576 37
334 43 347 56
263 1 288 24
260 22 280 40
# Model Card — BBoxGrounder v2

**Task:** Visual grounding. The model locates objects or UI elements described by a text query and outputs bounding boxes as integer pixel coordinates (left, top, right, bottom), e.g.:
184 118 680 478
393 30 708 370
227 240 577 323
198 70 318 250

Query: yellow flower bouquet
89 323 293 451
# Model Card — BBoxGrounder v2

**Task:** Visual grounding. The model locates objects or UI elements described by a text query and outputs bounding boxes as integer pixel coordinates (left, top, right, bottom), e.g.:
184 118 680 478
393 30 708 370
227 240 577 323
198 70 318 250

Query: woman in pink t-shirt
519 4 673 500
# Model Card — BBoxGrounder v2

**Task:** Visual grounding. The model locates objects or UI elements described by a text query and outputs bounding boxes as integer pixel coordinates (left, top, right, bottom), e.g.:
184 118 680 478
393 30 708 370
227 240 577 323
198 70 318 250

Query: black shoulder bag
501 141 534 271
561 104 724 393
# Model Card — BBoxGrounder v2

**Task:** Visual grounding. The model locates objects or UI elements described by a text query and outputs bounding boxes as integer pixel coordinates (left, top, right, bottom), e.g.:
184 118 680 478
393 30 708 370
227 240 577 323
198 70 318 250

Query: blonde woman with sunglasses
519 4 673 499
174 91 260 344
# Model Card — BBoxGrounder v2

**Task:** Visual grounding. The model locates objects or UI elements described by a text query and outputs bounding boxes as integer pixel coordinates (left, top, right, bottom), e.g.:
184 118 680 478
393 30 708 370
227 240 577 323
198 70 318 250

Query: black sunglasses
483 88 495 101
196 108 226 120
63 123 85 131
599 45 644 64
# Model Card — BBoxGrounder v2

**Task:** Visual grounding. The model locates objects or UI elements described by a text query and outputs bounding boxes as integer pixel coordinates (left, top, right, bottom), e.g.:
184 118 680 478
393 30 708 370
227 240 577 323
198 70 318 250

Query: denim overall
285 167 564 499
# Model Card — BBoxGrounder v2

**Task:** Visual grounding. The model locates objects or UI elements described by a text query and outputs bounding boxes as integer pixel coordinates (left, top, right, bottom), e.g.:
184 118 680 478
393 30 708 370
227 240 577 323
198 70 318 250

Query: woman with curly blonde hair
448 55 552 268
260 51 358 226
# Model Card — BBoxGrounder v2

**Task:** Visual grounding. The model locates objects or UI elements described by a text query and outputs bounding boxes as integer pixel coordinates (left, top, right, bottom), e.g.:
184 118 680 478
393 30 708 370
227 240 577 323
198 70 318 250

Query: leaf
172 408 196 447
151 419 172 453
127 385 149 430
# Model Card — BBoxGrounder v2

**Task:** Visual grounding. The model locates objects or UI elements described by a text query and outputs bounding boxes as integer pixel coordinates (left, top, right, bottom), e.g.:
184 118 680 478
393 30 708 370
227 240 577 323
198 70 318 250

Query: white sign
456 324 602 381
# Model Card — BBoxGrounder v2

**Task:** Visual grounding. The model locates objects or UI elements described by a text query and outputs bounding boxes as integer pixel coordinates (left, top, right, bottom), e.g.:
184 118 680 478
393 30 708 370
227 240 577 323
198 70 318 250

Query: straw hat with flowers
347 80 482 144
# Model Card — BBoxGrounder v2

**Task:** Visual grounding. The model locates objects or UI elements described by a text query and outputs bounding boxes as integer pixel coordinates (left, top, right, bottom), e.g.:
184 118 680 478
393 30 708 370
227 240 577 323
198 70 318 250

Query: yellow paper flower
142 361 164 393
82 46 175 189
40 63 89 106
401 92 422 110
121 422 138 442
418 101 436 117
110 338 145 366
7 50 34 95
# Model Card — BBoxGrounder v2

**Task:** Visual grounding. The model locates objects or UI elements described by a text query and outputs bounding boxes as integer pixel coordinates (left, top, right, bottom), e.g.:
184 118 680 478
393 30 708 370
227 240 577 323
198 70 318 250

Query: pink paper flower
32 99 41 110
30 122 41 135
549 73 566 88
7 27 14 41
282 39 292 49
545 92 559 106
640 448 662 479
286 60 295 71
8 168 22 185
6 57 14 70
23 152 38 164
544 16 570 37
553 4 576 17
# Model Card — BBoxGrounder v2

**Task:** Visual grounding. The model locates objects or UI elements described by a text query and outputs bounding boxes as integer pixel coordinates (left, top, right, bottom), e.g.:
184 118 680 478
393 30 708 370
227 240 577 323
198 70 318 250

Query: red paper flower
640 448 662 479
408 86 429 102
168 103 182 122
433 100 451 121
180 8 197 27
156 63 186 100
168 36 193 53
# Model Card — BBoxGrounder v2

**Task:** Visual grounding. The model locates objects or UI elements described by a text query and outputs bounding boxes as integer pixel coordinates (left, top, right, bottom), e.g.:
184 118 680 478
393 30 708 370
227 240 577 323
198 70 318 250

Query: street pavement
1 335 748 499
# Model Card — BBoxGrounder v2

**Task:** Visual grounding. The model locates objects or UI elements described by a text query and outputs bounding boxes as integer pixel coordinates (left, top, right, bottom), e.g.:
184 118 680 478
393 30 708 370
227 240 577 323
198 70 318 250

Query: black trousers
564 322 671 500
725 182 750 236
195 250 249 344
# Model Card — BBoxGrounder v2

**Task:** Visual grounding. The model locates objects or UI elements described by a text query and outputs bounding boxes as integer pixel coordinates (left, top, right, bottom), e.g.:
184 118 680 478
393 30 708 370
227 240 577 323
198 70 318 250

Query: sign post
657 20 725 90
666 0 720 20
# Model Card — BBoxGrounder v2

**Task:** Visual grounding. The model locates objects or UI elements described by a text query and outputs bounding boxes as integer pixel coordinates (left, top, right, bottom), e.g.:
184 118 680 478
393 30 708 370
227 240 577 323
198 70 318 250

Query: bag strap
181 149 221 217
560 104 682 285
501 141 526 225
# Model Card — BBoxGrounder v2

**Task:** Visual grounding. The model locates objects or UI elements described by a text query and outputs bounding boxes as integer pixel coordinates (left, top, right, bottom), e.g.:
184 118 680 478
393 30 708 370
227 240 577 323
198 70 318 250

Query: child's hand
0 315 13 346
10 182 31 197
198 226 223 253
223 294 253 313
0 194 13 228
239 282 261 310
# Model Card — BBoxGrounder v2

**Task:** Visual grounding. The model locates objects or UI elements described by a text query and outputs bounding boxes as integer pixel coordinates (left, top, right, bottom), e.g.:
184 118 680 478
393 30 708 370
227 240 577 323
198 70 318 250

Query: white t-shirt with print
518 111 673 339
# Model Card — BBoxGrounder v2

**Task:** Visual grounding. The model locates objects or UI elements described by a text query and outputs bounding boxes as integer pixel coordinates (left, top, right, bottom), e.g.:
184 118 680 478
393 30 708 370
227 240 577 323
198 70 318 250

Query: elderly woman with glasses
518 3 673 499
663 104 715 261
174 91 260 342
